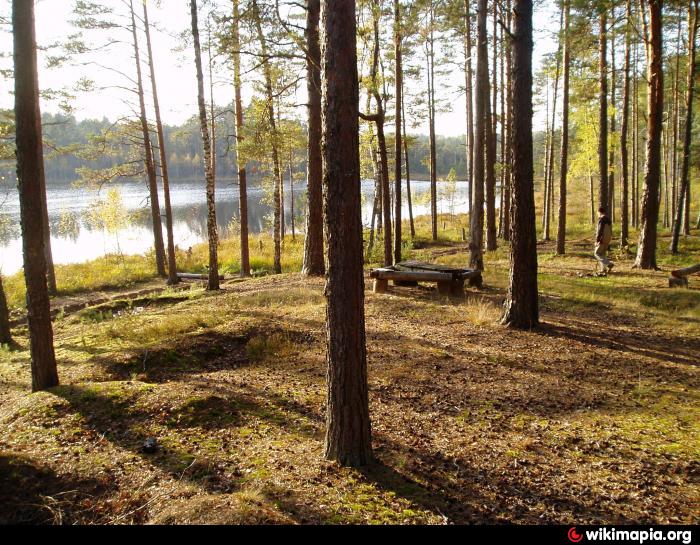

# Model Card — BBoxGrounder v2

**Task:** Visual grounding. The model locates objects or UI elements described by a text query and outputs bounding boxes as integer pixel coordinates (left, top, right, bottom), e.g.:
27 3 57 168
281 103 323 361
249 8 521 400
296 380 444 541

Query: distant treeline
0 112 482 186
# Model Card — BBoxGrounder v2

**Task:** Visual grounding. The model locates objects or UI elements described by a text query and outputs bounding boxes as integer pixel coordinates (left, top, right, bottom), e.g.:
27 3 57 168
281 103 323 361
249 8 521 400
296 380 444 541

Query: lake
0 178 472 275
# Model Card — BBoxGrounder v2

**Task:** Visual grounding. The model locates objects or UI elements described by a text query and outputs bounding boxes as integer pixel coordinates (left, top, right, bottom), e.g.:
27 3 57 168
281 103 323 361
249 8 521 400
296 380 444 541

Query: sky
0 0 559 137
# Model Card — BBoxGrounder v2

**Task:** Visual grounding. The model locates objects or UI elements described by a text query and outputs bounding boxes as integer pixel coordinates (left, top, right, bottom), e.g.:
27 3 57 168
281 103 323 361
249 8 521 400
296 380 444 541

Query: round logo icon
568 527 584 543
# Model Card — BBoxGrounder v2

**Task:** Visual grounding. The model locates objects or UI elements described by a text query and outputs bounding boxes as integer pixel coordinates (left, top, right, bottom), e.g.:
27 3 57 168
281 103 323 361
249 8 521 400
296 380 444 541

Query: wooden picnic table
370 261 483 296
669 263 700 288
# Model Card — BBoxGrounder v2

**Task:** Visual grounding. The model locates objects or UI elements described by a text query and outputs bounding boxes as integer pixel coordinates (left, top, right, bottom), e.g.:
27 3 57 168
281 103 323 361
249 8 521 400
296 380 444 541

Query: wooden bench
370 261 482 297
669 263 700 288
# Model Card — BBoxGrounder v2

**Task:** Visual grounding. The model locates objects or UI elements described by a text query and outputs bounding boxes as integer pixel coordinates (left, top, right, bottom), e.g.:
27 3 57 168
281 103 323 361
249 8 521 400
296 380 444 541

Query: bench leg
450 279 465 297
669 277 688 289
373 278 389 294
468 273 483 289
437 280 451 296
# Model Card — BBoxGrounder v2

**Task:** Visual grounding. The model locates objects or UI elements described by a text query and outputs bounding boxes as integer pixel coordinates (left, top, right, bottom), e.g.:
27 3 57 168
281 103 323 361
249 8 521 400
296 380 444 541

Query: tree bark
0 275 12 346
632 34 639 227
131 0 166 279
302 0 325 276
620 0 632 248
252 0 282 274
361 1 392 266
40 169 56 296
485 0 497 252
662 117 670 227
634 0 663 270
321 0 372 467
502 0 538 329
428 5 438 242
609 15 617 221
208 20 217 231
190 0 219 289
503 0 512 242
556 0 570 255
671 9 681 224
289 156 296 240
13 0 59 391
498 13 506 239
143 0 178 285
671 0 698 254
393 0 403 264
232 0 250 277
401 87 415 239
470 0 488 271
598 9 609 213
544 9 563 242
464 0 474 220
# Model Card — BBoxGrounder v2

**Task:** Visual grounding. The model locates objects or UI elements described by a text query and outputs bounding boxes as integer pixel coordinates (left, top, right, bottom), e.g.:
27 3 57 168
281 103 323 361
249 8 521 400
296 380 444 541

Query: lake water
0 178 472 275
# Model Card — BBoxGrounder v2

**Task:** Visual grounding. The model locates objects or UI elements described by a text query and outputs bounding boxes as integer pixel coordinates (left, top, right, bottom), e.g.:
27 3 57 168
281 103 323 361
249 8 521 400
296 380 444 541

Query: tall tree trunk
289 156 295 240
634 0 663 269
485 0 497 251
401 88 415 239
131 0 166 278
376 121 391 265
545 9 563 242
232 0 250 277
322 0 372 468
13 0 59 391
590 170 595 224
393 0 403 264
208 19 216 199
542 80 550 233
470 0 488 270
485 0 497 250
368 153 380 255
464 0 474 219
0 275 12 346
428 6 438 242
252 0 282 274
502 0 538 329
662 125 670 228
609 15 616 221
302 0 324 276
40 172 56 296
671 0 698 253
143 0 178 285
599 9 609 213
556 0 570 255
503 0 512 242
361 1 392 266
632 35 639 227
620 0 632 248
498 14 506 238
190 0 219 289
671 9 681 223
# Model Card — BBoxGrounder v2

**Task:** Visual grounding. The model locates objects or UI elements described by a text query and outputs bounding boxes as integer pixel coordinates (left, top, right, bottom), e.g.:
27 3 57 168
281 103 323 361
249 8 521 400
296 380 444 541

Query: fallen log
177 273 225 281
9 282 193 328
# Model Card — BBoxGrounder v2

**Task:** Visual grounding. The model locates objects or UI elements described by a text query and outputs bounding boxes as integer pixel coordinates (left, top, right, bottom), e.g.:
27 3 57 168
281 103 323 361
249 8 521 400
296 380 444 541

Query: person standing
595 206 614 275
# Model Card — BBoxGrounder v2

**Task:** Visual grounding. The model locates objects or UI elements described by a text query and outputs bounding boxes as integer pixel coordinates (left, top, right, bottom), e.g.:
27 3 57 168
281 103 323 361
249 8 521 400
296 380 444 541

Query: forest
0 112 474 183
0 0 698 528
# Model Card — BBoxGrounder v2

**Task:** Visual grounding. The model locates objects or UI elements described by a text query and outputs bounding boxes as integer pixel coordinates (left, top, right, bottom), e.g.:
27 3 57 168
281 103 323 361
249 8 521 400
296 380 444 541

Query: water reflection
0 178 472 274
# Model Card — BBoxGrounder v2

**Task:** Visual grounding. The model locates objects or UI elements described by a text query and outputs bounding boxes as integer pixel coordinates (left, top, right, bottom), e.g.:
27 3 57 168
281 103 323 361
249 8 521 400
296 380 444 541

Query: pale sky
1 0 559 136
